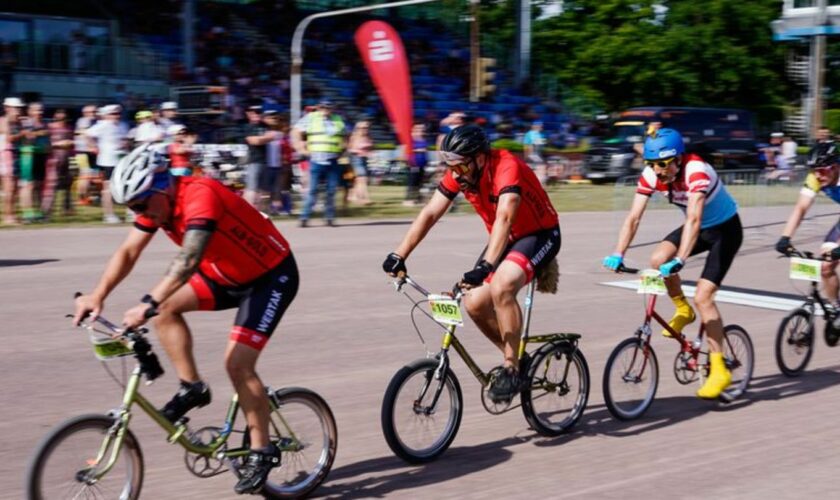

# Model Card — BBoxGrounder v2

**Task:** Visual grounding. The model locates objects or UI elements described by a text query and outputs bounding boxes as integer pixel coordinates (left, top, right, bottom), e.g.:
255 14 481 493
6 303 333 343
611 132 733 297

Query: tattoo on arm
166 229 212 283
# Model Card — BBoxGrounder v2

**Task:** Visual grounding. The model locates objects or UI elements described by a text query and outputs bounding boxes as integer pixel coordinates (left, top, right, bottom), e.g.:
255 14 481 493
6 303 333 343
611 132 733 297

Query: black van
585 106 761 183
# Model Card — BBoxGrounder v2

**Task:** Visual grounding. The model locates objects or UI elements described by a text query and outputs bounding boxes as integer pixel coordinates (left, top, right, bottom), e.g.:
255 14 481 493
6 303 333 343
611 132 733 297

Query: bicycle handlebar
784 247 835 261
71 293 164 382
615 264 640 274
392 274 464 301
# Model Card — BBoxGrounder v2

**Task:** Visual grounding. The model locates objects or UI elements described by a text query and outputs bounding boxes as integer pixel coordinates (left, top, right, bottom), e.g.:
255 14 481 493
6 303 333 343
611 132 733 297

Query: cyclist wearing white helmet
75 144 300 494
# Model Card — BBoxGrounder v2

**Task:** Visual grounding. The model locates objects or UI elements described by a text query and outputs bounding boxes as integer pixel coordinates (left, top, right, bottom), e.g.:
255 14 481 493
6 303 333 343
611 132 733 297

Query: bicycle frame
637 292 746 372
88 365 243 481
641 293 703 351
399 276 578 389
803 281 833 318
86 354 300 482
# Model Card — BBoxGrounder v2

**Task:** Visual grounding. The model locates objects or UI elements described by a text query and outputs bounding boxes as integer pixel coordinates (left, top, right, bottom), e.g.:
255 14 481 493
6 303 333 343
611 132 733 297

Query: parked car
585 107 761 183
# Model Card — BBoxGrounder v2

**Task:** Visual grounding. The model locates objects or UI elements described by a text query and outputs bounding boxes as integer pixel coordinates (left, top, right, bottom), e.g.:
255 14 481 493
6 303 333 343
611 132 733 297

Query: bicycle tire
719 324 754 402
775 309 815 377
603 337 659 421
260 387 337 499
521 342 590 436
381 358 463 464
26 414 144 500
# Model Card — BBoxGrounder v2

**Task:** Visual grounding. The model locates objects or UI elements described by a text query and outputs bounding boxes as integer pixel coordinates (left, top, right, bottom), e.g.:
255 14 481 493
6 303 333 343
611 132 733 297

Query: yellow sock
663 294 696 337
697 352 732 399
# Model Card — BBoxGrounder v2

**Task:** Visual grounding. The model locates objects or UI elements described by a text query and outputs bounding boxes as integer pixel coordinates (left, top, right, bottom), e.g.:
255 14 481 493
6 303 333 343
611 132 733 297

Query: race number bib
90 336 134 360
637 269 667 295
428 295 463 326
789 258 821 282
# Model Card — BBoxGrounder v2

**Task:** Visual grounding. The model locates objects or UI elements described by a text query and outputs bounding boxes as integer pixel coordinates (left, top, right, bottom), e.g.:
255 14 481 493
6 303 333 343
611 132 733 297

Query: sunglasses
814 165 836 175
644 157 677 170
447 161 472 175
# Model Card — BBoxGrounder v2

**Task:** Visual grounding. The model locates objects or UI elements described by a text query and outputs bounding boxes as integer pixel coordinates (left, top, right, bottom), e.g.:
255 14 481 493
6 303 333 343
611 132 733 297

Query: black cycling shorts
663 214 742 286
188 254 299 351
479 225 561 283
824 218 840 243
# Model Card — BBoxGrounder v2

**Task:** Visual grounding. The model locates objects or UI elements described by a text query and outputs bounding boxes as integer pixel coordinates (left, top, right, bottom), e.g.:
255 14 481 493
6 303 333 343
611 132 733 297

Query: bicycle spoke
604 338 658 420
522 345 589 435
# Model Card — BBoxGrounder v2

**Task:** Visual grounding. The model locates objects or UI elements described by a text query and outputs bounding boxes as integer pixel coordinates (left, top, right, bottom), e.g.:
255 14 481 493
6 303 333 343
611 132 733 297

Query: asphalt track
2 204 839 499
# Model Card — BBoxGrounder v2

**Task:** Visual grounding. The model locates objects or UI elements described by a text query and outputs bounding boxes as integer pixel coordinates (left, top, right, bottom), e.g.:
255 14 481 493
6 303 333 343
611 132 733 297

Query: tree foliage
481 0 790 113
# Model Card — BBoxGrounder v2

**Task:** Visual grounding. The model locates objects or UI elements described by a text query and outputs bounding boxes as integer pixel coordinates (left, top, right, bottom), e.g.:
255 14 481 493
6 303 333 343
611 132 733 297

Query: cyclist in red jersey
167 124 195 176
73 143 298 494
383 125 560 403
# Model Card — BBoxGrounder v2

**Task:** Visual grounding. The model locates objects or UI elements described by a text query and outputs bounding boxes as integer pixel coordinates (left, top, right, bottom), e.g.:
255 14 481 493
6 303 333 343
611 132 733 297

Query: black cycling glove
775 236 794 256
462 260 494 287
382 252 407 276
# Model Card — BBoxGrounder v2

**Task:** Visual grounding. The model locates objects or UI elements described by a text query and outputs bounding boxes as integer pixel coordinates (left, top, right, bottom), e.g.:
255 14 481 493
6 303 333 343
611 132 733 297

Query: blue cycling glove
659 258 684 277
603 253 624 271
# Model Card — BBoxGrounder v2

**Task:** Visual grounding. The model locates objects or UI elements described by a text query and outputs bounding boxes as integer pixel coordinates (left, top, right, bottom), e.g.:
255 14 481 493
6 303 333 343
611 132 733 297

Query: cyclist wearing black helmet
777 141 840 309
382 124 560 403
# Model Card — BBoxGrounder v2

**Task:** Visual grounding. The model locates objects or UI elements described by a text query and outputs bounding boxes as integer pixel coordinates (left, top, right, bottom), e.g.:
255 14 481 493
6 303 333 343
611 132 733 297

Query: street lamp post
290 0 440 123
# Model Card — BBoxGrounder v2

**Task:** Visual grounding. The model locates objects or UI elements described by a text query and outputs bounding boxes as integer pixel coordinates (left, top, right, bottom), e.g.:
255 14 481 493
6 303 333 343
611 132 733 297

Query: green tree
523 0 789 113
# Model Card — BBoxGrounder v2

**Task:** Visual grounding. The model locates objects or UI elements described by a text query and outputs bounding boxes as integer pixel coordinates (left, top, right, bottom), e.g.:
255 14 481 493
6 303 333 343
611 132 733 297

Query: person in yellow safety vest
292 99 346 227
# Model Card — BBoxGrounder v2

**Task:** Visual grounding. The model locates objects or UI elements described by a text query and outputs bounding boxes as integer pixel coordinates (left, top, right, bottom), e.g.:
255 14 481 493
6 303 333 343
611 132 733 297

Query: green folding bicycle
381 274 590 463
26 313 337 499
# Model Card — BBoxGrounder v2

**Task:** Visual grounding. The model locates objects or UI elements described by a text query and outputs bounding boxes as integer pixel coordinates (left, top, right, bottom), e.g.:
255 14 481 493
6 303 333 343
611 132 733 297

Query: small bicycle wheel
775 309 815 377
720 324 754 402
521 342 590 436
603 337 659 421
381 358 463 463
261 388 337 499
26 414 144 500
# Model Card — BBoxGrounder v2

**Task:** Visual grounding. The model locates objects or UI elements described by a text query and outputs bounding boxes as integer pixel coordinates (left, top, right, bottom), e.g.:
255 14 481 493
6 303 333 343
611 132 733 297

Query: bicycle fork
84 368 143 482
414 326 459 416
623 325 654 384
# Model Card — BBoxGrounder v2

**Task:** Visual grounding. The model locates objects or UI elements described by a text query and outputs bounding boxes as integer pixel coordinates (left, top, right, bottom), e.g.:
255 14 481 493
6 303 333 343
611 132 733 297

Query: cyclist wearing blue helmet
602 128 742 399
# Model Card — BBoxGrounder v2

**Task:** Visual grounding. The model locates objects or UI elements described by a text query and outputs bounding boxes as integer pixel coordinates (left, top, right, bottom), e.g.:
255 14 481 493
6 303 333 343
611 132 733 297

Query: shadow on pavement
0 259 58 268
316 437 518 498
328 220 413 228
315 366 840 497
535 364 840 446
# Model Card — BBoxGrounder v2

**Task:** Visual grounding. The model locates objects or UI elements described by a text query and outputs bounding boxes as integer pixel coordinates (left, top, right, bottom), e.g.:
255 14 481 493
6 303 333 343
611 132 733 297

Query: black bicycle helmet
808 141 840 168
440 124 490 160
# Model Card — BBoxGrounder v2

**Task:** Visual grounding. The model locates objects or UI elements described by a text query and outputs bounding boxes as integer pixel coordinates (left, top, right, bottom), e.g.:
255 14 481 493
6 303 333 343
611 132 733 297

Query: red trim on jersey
505 251 535 282
636 173 655 195
687 171 711 192
230 326 269 351
189 274 216 311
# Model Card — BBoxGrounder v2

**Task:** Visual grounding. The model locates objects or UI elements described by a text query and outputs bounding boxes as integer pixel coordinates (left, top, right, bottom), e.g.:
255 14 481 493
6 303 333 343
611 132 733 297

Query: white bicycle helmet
110 143 169 204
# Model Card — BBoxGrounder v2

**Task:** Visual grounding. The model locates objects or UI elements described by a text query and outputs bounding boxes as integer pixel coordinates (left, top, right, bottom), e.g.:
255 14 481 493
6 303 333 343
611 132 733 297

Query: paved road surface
2 204 839 499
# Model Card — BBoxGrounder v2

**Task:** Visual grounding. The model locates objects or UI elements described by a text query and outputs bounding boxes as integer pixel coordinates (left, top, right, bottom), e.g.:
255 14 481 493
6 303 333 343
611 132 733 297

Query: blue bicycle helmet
643 128 685 161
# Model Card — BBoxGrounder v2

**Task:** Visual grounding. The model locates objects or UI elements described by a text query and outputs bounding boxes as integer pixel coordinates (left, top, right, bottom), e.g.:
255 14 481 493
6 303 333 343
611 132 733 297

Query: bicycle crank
673 352 699 385
480 385 520 414
184 426 229 478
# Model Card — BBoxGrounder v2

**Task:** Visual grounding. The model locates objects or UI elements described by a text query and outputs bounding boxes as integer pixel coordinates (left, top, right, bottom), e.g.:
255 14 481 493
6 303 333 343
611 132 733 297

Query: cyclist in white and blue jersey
603 128 742 399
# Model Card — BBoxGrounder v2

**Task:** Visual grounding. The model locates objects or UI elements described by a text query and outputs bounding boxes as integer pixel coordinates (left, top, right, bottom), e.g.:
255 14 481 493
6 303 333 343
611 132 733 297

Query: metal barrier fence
611 168 819 211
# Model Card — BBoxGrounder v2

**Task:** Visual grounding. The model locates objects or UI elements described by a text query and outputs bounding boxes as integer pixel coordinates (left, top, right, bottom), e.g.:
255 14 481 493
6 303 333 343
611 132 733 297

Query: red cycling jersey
134 177 291 286
438 149 558 239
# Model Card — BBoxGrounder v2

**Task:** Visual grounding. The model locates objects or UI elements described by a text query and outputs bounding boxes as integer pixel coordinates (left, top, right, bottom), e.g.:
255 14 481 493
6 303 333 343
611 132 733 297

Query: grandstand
1 1 569 141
